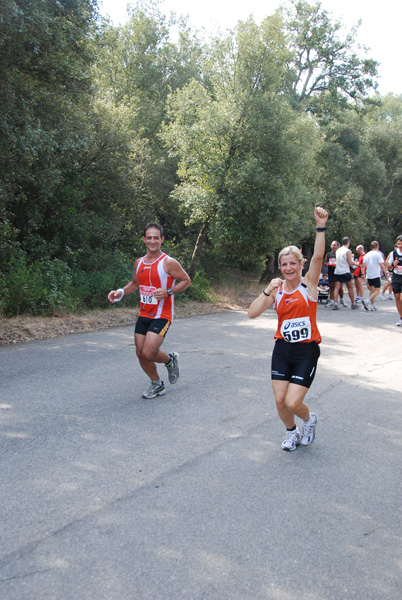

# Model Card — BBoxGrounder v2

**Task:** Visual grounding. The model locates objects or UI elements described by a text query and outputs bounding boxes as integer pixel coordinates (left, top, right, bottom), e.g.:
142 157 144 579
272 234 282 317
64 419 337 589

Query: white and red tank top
274 280 321 344
136 253 175 321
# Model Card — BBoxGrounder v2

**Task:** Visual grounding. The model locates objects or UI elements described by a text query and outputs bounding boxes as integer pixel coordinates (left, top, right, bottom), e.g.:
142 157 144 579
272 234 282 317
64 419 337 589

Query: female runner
248 207 328 451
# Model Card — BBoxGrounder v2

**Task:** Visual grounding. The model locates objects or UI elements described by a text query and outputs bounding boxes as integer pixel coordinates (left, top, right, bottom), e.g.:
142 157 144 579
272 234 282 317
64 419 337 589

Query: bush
0 257 76 316
186 270 216 303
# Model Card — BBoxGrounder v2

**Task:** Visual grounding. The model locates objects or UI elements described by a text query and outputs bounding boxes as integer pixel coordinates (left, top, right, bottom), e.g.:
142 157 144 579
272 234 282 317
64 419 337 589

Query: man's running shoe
362 299 369 311
281 428 301 452
351 303 359 309
300 413 318 446
166 352 180 384
142 380 166 399
332 303 339 310
397 319 402 327
340 298 348 307
371 304 377 311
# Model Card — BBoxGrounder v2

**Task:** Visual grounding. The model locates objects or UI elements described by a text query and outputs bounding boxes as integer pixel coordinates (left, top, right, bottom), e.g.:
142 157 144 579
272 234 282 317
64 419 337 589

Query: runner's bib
394 265 402 275
140 285 158 305
280 317 312 343
328 257 336 266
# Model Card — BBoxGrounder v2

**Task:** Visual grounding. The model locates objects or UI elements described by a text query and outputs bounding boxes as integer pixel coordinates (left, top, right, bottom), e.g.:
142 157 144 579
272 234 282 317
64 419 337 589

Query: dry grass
0 271 261 346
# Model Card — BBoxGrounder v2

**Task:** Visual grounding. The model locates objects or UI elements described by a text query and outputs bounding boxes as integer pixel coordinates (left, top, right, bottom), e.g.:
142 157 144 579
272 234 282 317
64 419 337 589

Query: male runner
332 237 358 310
387 235 402 326
324 240 345 307
362 241 389 311
108 223 191 398
353 244 366 305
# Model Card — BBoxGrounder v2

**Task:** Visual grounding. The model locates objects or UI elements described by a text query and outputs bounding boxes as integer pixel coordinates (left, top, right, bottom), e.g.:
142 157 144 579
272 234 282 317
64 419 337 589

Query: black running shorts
334 272 352 283
271 339 320 389
391 275 402 294
135 316 171 337
367 277 381 288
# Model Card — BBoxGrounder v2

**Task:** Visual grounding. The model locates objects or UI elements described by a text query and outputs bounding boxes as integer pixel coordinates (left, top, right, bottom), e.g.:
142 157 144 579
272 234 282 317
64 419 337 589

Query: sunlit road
1 300 401 599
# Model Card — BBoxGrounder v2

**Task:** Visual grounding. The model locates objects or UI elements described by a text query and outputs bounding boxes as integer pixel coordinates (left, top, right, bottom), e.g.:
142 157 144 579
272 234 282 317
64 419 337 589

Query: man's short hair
396 235 402 242
342 237 350 245
371 240 379 249
143 222 164 237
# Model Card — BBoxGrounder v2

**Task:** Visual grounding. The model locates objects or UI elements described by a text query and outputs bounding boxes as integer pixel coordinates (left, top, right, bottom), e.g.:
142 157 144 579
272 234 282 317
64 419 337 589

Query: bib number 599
283 328 309 342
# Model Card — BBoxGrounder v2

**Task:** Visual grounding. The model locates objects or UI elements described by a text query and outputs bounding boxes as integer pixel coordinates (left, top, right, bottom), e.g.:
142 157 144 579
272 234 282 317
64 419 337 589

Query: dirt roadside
0 297 253 346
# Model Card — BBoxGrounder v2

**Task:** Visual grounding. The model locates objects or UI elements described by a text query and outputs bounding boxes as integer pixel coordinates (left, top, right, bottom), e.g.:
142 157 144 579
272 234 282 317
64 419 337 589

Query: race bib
328 258 336 266
281 317 312 343
140 285 158 305
394 265 402 275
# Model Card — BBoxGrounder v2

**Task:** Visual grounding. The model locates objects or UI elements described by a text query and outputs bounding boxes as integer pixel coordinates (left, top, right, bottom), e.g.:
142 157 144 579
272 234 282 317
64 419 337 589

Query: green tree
365 95 402 245
94 1 204 244
162 16 323 278
283 0 378 115
0 0 99 253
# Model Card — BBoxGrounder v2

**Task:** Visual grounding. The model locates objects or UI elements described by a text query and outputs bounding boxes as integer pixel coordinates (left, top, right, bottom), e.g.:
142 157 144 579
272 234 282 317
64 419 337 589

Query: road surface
0 299 401 599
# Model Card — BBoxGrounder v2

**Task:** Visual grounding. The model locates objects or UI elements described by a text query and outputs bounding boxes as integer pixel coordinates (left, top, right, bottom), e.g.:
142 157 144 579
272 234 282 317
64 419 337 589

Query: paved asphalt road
0 298 401 600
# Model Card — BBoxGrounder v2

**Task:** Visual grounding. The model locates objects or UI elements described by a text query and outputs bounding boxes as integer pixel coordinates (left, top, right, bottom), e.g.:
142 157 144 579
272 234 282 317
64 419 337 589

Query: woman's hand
314 206 328 227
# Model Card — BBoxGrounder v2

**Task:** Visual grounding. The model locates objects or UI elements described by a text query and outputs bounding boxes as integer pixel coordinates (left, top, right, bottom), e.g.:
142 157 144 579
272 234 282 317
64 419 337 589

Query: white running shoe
340 299 348 307
379 294 386 301
142 381 166 399
388 294 394 300
300 414 318 446
397 319 402 327
166 352 180 384
281 428 301 452
362 299 369 311
371 304 377 311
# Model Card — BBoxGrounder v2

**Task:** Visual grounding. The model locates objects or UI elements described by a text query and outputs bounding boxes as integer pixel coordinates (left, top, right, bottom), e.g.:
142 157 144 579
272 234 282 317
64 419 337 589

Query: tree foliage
0 0 401 317
283 0 378 115
162 15 323 276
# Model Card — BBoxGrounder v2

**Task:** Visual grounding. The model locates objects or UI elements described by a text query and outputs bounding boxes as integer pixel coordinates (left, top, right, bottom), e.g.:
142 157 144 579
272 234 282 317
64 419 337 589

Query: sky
98 0 402 96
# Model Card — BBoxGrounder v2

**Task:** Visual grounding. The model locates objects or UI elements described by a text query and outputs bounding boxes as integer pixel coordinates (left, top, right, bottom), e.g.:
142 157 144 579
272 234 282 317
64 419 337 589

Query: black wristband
316 227 327 232
263 290 270 297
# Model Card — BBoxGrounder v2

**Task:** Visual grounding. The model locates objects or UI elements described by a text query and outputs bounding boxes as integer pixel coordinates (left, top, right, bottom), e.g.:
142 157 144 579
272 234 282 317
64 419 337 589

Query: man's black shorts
367 277 381 288
335 272 352 283
328 271 336 284
271 339 320 389
135 316 171 337
391 274 402 294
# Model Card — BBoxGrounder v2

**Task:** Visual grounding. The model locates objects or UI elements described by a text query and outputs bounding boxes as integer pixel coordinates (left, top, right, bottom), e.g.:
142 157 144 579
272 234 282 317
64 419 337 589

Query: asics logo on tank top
285 298 299 306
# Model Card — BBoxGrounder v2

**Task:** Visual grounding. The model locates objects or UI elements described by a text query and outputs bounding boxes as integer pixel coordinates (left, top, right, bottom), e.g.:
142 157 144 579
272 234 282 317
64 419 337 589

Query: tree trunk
188 218 211 280
259 254 275 283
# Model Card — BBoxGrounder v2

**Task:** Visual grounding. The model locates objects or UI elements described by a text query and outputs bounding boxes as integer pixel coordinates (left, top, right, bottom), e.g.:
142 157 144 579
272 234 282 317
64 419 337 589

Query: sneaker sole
282 444 298 452
142 388 166 399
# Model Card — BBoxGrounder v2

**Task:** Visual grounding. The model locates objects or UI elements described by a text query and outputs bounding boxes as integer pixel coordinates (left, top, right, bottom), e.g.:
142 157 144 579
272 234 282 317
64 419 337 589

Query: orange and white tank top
136 253 175 321
274 280 321 344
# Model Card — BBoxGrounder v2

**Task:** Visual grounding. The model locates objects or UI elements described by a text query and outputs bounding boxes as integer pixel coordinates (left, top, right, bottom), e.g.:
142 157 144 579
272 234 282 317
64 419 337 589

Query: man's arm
379 260 389 277
153 257 191 300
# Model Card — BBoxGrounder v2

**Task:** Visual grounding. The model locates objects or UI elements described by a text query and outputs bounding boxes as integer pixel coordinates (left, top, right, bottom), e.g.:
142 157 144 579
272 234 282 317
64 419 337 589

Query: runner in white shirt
362 241 389 311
